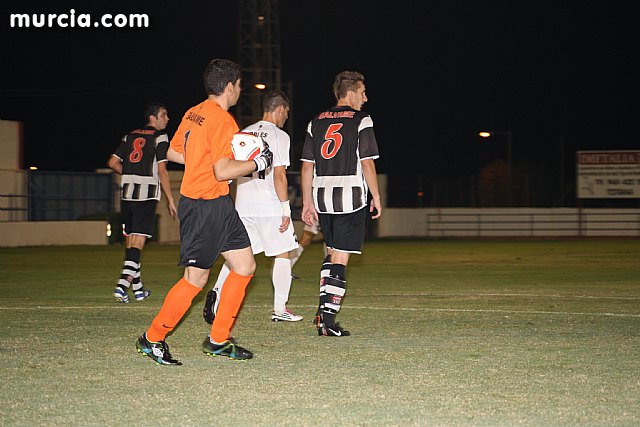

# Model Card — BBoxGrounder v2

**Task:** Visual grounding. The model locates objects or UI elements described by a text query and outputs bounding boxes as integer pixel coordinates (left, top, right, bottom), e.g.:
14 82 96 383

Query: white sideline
0 304 639 318
346 305 640 318
376 292 640 300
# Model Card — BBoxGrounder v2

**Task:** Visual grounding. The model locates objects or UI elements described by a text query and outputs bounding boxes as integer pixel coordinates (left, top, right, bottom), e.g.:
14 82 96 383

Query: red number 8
129 137 146 163
321 123 343 159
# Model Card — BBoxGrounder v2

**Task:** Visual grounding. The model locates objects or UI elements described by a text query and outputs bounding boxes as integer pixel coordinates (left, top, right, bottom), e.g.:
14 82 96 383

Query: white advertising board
577 150 640 198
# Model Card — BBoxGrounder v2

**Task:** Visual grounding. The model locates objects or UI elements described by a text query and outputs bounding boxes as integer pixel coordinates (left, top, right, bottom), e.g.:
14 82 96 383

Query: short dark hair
203 59 242 96
262 89 290 113
332 71 365 101
143 101 166 124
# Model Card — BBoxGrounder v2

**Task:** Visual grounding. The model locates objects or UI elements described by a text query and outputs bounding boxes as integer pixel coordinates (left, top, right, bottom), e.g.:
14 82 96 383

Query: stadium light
479 130 513 206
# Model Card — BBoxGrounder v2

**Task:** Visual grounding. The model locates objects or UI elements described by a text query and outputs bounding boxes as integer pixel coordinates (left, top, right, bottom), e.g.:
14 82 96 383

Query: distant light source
478 131 491 138
106 223 112 237
417 191 424 197
254 83 267 90
29 166 38 170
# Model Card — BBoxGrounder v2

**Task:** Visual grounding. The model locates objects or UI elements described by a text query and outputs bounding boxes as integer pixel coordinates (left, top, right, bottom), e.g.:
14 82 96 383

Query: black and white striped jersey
301 106 380 214
113 126 169 201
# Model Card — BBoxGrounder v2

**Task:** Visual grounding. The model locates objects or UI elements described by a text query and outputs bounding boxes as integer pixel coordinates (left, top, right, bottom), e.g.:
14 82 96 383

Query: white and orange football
231 132 263 161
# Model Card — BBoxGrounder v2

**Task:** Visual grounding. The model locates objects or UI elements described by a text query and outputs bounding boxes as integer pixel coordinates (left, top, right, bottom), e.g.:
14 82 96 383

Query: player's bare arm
213 157 257 181
107 155 122 174
362 158 382 219
301 160 318 226
157 161 177 220
167 147 185 164
273 165 291 233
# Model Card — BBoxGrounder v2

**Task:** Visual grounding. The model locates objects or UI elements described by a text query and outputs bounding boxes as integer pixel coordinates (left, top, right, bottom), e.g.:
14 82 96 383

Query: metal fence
0 171 113 221
423 209 640 237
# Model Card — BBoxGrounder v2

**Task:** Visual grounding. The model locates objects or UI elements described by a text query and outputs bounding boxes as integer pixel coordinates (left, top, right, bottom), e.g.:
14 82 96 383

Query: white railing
377 208 640 238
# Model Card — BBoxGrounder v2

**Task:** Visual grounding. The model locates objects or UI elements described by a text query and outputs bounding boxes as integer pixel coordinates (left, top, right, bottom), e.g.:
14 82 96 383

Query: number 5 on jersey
321 123 343 159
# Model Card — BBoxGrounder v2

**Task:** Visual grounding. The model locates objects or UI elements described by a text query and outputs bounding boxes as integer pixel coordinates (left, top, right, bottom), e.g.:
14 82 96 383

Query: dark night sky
2 1 639 203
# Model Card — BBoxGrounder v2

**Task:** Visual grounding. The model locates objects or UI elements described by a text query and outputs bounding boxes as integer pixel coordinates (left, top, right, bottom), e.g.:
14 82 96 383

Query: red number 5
129 137 146 163
321 123 343 159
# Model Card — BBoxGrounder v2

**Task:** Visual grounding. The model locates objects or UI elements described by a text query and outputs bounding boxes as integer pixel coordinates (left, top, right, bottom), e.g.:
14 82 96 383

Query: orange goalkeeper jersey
170 99 239 199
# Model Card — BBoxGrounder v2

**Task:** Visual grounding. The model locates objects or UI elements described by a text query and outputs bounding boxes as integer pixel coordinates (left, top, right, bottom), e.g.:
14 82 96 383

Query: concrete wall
0 120 22 170
155 170 182 243
377 207 640 238
0 221 108 247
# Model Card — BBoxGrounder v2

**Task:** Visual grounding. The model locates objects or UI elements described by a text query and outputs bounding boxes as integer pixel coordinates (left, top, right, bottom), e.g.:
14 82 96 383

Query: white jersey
235 120 290 217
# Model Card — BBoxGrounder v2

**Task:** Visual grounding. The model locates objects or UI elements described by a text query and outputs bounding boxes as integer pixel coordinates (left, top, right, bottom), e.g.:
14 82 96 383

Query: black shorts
178 195 251 269
121 200 158 237
318 208 367 254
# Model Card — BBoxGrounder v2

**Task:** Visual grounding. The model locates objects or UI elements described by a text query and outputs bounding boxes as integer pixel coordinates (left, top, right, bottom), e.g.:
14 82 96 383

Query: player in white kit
205 90 303 322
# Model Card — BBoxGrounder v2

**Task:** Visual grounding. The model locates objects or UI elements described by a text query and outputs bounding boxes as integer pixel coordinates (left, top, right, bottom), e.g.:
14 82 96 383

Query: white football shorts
240 216 299 257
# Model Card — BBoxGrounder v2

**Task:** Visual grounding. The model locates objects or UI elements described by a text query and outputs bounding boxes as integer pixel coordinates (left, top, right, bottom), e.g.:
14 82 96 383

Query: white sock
132 266 143 291
290 245 304 268
213 262 231 296
272 258 292 313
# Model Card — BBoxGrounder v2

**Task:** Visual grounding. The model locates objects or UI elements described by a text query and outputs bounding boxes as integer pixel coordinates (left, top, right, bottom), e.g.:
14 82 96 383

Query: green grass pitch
1 239 639 425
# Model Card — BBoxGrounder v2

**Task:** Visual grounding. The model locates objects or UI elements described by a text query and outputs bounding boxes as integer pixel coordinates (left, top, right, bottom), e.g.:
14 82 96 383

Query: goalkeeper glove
253 145 273 172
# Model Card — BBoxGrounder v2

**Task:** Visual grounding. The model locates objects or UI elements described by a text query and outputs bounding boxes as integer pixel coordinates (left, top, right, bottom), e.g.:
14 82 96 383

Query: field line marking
346 305 640 318
1 305 639 318
373 293 640 300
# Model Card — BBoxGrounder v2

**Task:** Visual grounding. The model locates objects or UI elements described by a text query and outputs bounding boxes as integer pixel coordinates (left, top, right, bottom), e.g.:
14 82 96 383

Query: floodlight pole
479 130 513 206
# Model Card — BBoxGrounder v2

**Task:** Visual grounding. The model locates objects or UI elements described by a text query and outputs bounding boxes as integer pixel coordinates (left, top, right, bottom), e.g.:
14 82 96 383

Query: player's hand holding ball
230 131 272 172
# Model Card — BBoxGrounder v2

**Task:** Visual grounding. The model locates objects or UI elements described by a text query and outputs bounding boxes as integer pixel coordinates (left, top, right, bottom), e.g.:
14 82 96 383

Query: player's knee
234 258 256 276
183 267 210 288
127 234 147 249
